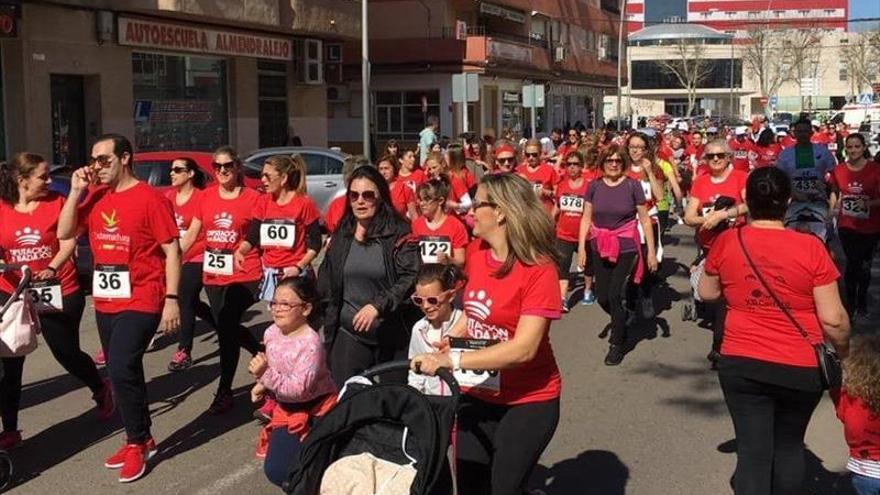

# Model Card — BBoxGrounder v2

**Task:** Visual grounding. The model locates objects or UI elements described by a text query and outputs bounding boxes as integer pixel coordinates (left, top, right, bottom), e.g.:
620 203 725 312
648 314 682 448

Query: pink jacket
590 218 645 283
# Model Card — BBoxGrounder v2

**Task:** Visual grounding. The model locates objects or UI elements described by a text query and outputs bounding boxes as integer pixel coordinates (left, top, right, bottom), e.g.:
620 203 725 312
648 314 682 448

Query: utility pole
616 0 628 130
362 0 371 161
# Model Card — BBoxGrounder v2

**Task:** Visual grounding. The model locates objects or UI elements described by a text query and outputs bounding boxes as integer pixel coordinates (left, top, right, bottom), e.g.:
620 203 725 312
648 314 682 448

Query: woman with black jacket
318 166 421 386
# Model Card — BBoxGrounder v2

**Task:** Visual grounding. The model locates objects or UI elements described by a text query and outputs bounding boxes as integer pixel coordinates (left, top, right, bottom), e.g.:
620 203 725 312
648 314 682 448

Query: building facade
0 0 359 164
327 0 623 153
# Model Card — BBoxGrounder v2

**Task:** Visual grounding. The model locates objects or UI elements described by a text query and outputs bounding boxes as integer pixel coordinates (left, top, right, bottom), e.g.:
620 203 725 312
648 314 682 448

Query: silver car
242 146 348 213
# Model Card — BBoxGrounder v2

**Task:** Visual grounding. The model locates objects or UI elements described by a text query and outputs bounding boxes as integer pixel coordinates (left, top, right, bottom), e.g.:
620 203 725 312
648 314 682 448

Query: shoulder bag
736 227 841 390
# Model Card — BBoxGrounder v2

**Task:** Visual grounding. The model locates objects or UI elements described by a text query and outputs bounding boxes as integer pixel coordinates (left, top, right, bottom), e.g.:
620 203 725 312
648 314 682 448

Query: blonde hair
479 173 559 277
844 333 880 413
265 154 307 194
424 152 447 173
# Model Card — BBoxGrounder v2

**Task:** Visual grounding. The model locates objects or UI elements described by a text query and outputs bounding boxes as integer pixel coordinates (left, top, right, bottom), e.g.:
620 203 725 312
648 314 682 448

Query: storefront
0 2 17 161
547 84 604 130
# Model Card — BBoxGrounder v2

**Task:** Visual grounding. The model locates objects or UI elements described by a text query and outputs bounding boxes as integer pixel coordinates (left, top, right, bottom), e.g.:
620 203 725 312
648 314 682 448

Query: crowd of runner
0 113 877 494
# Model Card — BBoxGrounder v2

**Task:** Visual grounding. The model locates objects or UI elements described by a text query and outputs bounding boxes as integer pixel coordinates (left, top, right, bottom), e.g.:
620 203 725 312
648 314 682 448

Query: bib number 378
93 265 132 299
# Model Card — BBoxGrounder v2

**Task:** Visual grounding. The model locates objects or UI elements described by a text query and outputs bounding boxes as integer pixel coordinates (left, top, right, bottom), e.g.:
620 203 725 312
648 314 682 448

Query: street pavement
5 226 861 494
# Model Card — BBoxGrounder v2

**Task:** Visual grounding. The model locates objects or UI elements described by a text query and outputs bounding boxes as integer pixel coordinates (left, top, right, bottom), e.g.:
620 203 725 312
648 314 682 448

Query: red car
133 151 262 191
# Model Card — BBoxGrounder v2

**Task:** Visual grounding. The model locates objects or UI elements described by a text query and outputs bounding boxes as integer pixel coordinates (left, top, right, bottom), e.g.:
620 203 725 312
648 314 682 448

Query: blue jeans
264 428 303 487
853 473 880 495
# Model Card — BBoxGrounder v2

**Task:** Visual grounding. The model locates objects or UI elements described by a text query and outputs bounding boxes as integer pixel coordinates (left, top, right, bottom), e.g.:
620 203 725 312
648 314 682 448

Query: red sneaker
105 437 156 469
253 396 277 423
93 349 106 366
0 431 21 450
94 378 115 421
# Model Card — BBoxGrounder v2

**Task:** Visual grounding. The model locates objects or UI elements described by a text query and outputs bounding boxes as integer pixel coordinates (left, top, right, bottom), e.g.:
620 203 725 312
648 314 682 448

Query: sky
850 0 880 31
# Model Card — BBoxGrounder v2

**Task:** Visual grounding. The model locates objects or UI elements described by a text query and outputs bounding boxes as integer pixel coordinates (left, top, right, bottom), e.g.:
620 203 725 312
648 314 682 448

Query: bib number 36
92 265 132 299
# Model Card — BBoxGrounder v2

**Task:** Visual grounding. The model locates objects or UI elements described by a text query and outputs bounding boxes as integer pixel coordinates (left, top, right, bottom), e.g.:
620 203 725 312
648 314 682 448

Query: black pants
177 262 213 352
205 283 261 392
0 290 104 432
592 250 637 346
328 330 404 388
719 373 822 495
457 396 560 495
96 310 161 443
627 223 660 306
711 301 727 352
838 229 878 312
555 239 593 280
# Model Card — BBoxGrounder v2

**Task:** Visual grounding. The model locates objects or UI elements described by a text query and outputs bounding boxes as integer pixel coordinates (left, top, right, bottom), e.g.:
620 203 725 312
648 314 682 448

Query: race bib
28 279 63 313
734 150 748 159
450 337 500 394
792 176 819 194
701 206 714 217
827 142 838 151
419 236 452 264
203 249 234 276
841 195 870 219
559 195 584 214
93 264 131 299
259 220 295 248
532 182 544 196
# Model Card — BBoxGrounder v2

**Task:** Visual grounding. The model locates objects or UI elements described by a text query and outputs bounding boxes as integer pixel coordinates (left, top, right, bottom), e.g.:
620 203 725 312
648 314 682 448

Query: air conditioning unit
327 85 350 103
554 45 566 62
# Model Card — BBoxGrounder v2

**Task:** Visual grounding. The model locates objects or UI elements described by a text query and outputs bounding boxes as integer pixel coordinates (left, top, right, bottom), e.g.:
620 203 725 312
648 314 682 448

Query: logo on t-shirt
175 213 185 229
14 227 41 247
464 289 493 321
847 181 864 194
213 212 233 229
101 210 119 233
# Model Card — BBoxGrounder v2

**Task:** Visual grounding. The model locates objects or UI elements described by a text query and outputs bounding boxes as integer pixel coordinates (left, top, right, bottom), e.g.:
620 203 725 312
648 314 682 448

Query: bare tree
654 39 714 117
839 31 880 98
787 29 824 111
741 23 807 116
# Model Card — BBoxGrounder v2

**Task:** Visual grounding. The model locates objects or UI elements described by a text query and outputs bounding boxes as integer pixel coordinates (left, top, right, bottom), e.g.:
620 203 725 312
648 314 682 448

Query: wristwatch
450 350 463 371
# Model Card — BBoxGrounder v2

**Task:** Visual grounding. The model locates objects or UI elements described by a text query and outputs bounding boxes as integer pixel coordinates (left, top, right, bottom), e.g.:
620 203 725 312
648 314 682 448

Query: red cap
495 143 516 156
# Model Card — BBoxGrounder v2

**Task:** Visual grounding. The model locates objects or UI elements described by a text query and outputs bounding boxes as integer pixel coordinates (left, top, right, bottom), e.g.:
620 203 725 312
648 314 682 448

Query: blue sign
769 95 778 105
858 93 873 105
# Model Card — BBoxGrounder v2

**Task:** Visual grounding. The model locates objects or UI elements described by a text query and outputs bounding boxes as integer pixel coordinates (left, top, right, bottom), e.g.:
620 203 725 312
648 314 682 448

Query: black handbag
736 227 842 390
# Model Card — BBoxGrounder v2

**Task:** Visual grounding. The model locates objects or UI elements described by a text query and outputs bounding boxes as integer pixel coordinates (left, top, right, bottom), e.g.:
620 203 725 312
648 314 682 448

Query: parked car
242 146 347 212
48 166 93 290
132 151 262 191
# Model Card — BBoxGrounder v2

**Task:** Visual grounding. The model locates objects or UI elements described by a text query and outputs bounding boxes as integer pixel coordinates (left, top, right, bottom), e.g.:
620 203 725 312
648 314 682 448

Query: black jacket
317 216 421 351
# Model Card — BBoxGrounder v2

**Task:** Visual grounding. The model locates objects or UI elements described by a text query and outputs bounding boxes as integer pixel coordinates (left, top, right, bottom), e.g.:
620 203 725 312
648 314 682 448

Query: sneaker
207 390 234 416
640 296 655 320
0 431 21 450
105 437 157 469
95 378 115 422
598 323 612 340
580 290 596 306
115 441 157 483
253 396 277 424
604 345 625 366
561 298 570 314
167 349 192 372
93 349 106 366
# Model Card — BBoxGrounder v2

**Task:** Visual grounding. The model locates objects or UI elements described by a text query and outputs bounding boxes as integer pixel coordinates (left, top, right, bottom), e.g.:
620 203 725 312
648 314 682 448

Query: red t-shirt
166 189 205 264
689 169 748 249
626 166 664 217
830 162 880 233
0 194 78 296
389 180 415 219
657 141 674 162
705 226 839 367
555 178 590 242
199 185 263 286
253 193 322 269
398 169 426 195
728 139 754 172
752 143 781 168
779 135 797 149
517 163 557 212
411 214 469 263
833 388 880 462
324 194 347 234
462 241 562 405
80 183 178 314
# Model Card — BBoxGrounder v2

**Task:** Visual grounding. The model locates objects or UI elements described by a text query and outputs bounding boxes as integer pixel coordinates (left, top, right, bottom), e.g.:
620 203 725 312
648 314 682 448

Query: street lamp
616 0 628 130
361 0 370 161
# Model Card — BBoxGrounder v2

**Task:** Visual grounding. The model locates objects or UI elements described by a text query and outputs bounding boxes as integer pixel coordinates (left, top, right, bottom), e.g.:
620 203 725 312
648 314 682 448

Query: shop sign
479 2 526 24
488 40 531 63
502 91 520 103
118 17 292 61
0 5 18 38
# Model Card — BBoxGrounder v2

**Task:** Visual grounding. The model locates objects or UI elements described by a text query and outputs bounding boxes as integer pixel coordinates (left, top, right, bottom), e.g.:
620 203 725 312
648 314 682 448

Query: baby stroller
681 196 736 322
785 202 830 243
284 361 460 495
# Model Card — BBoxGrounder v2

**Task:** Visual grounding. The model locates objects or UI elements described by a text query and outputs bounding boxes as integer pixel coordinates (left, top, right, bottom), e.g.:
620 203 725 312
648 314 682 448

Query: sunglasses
704 153 729 160
568 133 578 137
212 161 236 171
267 301 306 312
89 155 114 169
566 161 583 166
525 152 540 158
410 293 448 306
170 167 189 174
497 157 516 164
348 190 378 202
473 200 498 210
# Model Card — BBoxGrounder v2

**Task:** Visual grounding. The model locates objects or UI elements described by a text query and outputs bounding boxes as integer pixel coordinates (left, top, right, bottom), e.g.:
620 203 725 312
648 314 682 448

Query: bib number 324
93 265 132 299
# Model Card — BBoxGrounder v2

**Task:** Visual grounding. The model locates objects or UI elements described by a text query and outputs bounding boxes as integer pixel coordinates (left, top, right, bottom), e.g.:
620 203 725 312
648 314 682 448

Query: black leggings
328 330 404 388
838 229 878 312
1 290 104 432
457 396 560 495
719 373 822 495
555 239 594 279
592 250 637 346
627 222 660 305
205 283 261 392
177 262 214 352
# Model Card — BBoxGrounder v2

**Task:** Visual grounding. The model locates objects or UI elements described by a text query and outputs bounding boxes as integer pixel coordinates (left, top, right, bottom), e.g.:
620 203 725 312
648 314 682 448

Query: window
824 9 835 16
374 90 441 141
294 39 322 85
839 61 848 81
799 10 810 17
132 53 228 152
598 33 610 60
700 12 710 19
258 60 288 148
530 16 547 42
774 10 784 18
631 59 742 90
748 11 758 19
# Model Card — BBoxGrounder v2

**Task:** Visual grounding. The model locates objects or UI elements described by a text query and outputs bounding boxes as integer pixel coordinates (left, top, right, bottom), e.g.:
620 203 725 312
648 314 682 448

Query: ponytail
0 153 45 204
416 263 467 291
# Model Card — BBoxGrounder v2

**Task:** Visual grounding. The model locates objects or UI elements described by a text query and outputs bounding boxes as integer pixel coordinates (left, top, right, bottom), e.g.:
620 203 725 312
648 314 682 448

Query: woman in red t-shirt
516 139 557 212
751 128 782 168
830 133 880 317
411 173 562 495
699 167 850 495
376 154 417 220
186 146 264 415
166 157 211 372
411 177 468 266
397 147 425 195
235 154 322 300
552 150 594 311
0 153 112 450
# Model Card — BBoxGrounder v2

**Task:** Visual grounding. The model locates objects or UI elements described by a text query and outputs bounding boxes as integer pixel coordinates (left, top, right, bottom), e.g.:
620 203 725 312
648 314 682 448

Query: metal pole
616 0 628 130
362 0 371 161
463 76 469 134
530 85 537 139
729 37 734 119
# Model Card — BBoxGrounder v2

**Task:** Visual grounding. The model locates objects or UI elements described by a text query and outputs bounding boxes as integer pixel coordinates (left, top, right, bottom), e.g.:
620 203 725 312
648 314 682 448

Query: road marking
192 459 261 495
